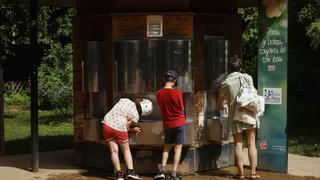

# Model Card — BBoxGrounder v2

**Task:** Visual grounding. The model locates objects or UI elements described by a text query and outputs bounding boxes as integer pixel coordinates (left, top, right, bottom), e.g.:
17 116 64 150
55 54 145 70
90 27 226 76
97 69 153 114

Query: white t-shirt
101 98 139 132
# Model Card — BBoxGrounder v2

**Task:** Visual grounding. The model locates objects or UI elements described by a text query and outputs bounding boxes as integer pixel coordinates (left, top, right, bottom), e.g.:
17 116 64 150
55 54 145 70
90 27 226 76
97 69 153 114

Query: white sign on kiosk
263 87 282 104
147 15 163 37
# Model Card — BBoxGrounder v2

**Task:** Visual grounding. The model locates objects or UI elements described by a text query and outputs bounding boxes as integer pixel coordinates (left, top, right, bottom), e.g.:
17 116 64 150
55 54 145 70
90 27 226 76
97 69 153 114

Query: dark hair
134 98 142 115
229 54 243 72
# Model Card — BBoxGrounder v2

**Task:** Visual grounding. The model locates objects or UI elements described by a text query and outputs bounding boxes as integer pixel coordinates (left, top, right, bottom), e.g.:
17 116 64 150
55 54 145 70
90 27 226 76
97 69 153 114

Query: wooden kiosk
73 0 245 174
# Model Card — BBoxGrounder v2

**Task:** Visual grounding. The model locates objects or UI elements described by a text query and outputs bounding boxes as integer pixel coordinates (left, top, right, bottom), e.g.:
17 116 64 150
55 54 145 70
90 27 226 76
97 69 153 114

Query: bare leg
118 142 134 170
108 140 121 171
233 132 244 176
245 128 257 175
162 144 174 167
172 144 182 172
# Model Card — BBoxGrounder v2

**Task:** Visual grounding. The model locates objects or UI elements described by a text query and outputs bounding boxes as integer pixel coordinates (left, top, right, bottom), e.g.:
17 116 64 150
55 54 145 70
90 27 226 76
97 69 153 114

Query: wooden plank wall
76 0 238 15
112 14 193 37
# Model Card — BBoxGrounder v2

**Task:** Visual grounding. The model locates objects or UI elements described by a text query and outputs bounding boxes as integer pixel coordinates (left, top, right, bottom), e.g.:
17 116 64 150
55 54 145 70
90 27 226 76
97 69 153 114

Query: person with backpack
218 55 260 179
102 98 153 180
153 70 186 180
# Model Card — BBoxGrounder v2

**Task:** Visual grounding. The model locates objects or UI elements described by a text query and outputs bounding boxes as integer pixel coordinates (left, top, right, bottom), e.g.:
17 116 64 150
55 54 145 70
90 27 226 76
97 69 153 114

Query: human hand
128 126 142 135
132 127 142 135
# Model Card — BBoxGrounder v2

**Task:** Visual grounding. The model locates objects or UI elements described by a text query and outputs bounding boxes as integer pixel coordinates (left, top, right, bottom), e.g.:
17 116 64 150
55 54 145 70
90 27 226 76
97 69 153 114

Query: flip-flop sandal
233 173 245 179
250 173 260 179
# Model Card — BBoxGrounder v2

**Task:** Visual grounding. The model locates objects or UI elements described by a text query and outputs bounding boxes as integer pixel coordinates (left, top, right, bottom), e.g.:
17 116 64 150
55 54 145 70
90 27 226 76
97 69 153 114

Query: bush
38 42 73 120
4 92 29 107
3 81 30 108
38 75 73 120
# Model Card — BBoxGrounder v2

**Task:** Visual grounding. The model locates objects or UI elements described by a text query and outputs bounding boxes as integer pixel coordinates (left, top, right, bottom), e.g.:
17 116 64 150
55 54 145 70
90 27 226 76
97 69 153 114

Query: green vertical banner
257 0 288 172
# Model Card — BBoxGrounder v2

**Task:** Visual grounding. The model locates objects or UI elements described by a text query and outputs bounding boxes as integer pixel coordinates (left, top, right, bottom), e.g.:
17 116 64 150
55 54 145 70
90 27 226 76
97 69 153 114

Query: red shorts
102 124 128 144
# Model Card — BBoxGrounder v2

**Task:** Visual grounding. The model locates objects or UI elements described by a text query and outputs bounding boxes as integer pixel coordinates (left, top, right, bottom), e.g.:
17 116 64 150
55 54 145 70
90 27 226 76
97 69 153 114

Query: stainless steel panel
129 121 194 145
204 36 228 92
205 91 219 118
87 92 107 119
206 117 228 142
183 93 194 122
206 117 222 142
83 118 103 141
204 36 229 142
220 116 229 141
155 39 193 92
114 40 156 93
113 38 193 94
205 90 229 142
82 41 107 92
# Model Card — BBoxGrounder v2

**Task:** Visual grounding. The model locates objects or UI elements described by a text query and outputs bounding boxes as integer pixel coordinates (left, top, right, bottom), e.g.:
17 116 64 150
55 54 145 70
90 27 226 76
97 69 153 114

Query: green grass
288 99 320 157
4 110 73 154
288 136 320 157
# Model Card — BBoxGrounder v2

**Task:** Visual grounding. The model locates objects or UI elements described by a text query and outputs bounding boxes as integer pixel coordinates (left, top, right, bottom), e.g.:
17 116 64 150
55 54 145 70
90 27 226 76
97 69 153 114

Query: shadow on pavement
0 149 78 171
46 166 320 180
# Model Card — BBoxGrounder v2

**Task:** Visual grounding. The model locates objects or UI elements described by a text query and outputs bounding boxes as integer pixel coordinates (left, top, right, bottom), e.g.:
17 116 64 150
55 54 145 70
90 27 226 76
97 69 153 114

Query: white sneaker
127 170 142 180
153 171 166 180
115 170 126 180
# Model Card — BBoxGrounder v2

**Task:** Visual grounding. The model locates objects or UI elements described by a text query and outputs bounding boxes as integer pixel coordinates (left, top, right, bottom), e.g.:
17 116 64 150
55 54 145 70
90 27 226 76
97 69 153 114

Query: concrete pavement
0 149 320 180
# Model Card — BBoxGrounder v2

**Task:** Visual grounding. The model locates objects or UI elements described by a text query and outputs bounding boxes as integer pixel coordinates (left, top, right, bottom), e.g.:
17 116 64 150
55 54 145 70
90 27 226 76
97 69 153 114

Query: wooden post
0 67 4 155
30 0 39 172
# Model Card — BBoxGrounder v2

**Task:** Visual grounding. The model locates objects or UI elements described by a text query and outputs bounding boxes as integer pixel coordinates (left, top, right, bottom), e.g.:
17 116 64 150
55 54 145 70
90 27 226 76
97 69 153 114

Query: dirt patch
4 105 28 112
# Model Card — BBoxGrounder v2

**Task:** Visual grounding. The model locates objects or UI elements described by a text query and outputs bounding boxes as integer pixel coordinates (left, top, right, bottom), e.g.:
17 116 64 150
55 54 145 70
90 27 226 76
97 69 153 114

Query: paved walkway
0 150 81 180
0 149 319 180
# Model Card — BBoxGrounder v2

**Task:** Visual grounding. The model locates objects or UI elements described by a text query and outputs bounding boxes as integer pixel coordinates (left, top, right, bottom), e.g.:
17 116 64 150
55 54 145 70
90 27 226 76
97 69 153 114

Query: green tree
37 8 75 119
1 0 75 118
0 0 29 63
288 0 320 101
297 0 320 50
238 7 258 83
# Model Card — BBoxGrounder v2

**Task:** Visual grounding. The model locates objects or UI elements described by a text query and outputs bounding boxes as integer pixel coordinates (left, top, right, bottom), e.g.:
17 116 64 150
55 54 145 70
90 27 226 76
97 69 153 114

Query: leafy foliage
1 0 75 119
306 19 320 50
37 8 75 119
0 0 29 63
288 0 320 101
4 93 29 107
297 0 320 50
4 81 30 107
238 7 258 83
38 43 73 119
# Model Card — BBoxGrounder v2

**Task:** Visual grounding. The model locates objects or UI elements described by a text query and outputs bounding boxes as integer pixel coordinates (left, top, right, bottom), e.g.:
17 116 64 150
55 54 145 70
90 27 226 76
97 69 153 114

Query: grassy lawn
288 99 320 157
4 110 73 154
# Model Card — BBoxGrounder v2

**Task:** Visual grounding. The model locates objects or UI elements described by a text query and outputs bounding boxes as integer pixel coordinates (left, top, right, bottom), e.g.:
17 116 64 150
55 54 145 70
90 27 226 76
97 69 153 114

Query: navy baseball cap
164 70 178 80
